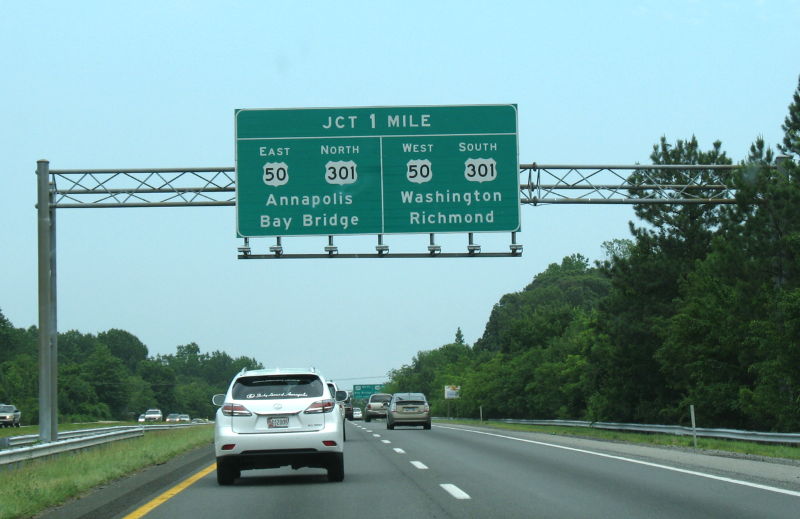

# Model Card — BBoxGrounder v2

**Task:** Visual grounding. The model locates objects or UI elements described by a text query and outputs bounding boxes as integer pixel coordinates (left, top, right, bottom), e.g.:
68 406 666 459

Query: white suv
212 368 347 485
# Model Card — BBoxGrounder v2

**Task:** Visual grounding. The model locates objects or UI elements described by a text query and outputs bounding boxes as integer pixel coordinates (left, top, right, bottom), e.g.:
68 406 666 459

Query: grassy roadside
441 419 800 461
0 425 213 519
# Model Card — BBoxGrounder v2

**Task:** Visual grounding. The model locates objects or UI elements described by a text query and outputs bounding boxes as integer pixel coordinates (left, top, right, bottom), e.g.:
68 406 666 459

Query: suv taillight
304 399 336 414
221 403 252 416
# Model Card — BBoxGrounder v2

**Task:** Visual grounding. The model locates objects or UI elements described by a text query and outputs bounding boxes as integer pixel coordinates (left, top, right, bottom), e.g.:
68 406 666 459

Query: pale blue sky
1 1 798 387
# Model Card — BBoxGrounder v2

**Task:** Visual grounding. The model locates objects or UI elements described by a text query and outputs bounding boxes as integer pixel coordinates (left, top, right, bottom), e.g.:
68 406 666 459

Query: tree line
0 317 262 424
383 75 800 432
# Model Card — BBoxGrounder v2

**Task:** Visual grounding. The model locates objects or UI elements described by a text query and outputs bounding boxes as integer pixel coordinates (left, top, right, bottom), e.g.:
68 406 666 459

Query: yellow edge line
123 462 217 519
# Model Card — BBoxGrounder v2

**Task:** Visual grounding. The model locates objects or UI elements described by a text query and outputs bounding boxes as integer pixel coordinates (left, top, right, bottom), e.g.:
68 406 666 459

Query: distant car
137 414 146 423
179 414 191 422
213 367 347 485
165 413 181 423
352 407 362 420
364 393 392 422
0 404 21 428
343 392 354 420
144 408 163 421
386 393 431 430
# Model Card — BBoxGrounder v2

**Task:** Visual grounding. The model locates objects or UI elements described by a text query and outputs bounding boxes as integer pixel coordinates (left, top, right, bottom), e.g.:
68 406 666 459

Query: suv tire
327 453 344 482
216 459 239 485
423 421 431 430
364 415 370 422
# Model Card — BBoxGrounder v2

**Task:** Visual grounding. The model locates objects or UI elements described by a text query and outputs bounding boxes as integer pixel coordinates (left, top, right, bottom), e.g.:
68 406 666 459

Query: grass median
441 419 800 461
0 424 213 519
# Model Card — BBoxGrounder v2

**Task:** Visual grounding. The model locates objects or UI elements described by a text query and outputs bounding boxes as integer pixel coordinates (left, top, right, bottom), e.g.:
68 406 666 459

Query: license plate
268 416 289 428
403 407 417 412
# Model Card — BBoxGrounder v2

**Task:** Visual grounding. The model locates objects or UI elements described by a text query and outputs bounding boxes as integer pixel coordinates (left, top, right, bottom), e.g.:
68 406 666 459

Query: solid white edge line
436 425 800 498
440 483 471 499
410 461 428 470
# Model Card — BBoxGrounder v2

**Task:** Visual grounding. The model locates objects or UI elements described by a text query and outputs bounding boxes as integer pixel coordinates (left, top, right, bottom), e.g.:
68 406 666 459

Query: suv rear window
233 374 324 400
369 394 392 403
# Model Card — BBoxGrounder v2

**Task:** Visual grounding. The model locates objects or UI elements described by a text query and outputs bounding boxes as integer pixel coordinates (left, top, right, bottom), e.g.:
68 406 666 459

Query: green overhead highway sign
235 105 520 238
352 384 385 400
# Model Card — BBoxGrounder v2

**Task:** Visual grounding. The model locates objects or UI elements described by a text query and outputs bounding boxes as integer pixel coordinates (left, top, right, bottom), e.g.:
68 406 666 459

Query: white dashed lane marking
440 484 471 500
410 461 428 470
393 448 406 454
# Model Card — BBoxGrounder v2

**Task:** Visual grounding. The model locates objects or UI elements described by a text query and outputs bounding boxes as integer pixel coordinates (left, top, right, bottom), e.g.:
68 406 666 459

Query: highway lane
107 420 799 518
402 424 800 518
118 420 476 519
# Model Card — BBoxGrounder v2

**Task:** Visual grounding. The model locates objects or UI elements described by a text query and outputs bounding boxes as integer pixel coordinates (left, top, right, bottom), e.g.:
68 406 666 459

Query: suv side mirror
335 390 348 402
212 394 225 406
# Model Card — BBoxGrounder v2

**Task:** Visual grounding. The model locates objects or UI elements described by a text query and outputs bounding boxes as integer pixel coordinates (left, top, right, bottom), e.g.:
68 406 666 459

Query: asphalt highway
38 421 800 519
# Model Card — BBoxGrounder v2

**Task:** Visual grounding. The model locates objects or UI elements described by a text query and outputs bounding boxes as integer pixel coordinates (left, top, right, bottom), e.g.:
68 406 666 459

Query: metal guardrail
489 418 800 444
0 423 198 467
0 428 143 467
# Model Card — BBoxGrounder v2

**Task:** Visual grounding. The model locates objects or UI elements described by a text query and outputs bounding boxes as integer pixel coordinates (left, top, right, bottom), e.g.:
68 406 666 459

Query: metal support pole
269 236 283 256
49 182 58 438
37 160 57 442
427 233 440 255
509 231 523 254
376 234 389 255
690 404 697 448
467 232 481 254
324 235 338 255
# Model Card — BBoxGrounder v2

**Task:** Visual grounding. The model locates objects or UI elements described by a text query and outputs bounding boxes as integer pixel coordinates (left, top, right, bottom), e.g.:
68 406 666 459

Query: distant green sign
353 384 384 400
235 105 520 237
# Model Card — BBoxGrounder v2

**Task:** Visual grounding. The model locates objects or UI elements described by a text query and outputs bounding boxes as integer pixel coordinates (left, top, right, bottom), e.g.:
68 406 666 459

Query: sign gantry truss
50 167 236 208
47 163 739 258
520 163 736 205
48 163 738 208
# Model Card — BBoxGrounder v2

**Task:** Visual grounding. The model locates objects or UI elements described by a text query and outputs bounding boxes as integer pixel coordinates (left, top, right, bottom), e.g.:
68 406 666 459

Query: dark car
364 393 392 422
343 392 354 420
386 393 431 430
0 404 21 428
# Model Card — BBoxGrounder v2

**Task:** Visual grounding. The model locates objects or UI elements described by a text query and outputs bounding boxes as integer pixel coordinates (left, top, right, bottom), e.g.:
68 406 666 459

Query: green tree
779 74 800 156
589 137 731 423
475 255 609 354
139 358 178 412
97 329 148 373
0 354 38 423
82 344 132 419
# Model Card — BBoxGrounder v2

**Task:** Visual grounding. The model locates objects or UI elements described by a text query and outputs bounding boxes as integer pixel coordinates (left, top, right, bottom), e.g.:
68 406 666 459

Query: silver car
213 368 347 485
144 408 163 422
0 405 21 427
386 393 431 430
364 393 392 422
